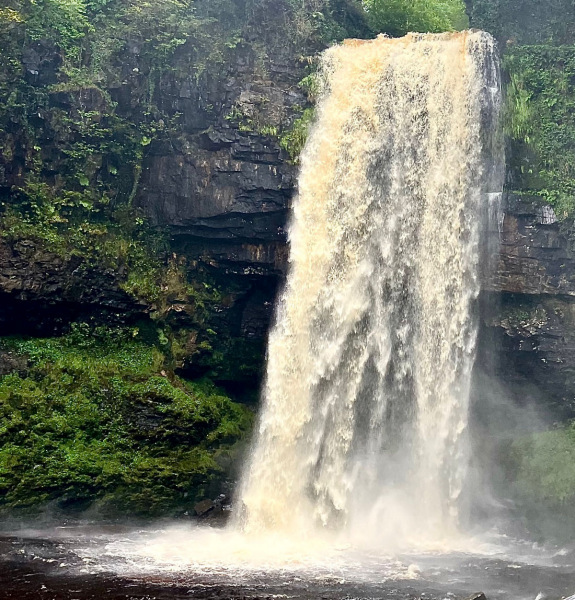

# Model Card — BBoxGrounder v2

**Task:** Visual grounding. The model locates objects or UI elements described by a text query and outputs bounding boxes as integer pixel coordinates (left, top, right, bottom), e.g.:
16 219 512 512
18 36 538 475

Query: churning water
2 524 574 600
235 31 504 549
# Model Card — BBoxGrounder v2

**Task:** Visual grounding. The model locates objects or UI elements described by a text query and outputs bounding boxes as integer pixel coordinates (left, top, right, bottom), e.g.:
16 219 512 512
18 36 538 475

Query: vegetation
503 46 575 217
466 0 575 45
502 421 575 541
465 1 575 218
0 324 253 516
362 0 468 37
278 108 316 163
511 423 575 505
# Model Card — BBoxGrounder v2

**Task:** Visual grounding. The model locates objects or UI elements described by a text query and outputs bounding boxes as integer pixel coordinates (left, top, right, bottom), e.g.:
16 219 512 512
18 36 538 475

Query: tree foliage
362 0 468 37
467 0 575 45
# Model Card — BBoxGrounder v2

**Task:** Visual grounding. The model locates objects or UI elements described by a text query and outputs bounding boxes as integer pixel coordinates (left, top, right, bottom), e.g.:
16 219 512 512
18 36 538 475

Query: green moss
499 298 547 328
0 325 253 516
500 421 575 541
279 108 316 164
510 423 575 505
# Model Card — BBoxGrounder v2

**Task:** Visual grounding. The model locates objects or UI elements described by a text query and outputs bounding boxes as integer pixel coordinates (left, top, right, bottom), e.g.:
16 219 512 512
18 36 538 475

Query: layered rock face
130 43 305 385
2 0 575 418
480 197 575 418
134 47 299 278
133 50 299 350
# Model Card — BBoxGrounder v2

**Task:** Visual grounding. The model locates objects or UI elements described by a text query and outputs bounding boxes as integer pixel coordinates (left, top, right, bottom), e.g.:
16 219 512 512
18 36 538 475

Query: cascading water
235 31 504 548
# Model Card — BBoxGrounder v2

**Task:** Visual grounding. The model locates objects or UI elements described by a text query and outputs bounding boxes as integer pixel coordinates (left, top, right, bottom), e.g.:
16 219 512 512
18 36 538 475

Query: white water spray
235 31 504 549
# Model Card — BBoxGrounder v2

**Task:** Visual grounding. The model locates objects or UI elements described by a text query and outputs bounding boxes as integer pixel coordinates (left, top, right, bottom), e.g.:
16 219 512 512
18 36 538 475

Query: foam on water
29 524 570 587
5 521 574 600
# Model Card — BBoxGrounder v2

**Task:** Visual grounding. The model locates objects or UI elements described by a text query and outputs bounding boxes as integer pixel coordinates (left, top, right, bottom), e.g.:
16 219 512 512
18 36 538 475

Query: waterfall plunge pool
0 523 573 600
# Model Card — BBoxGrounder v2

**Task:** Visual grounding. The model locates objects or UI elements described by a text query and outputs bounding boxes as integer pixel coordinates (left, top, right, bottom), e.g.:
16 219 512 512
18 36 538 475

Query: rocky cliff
4 1 574 395
130 40 575 422
466 0 575 421
0 0 366 388
479 197 575 419
11 0 573 409
1 0 575 518
0 0 370 516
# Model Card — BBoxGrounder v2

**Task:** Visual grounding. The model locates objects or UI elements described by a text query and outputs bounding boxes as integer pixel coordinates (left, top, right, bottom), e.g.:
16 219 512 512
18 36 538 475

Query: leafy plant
503 46 575 217
279 108 316 163
362 0 468 37
25 0 92 59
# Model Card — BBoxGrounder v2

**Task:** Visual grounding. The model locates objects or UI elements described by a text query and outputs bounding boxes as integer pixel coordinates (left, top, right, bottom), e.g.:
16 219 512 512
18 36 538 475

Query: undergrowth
0 324 253 516
503 46 575 217
502 421 575 541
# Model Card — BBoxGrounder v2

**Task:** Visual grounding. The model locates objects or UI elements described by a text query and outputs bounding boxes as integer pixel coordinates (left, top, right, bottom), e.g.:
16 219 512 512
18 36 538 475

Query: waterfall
234 31 504 548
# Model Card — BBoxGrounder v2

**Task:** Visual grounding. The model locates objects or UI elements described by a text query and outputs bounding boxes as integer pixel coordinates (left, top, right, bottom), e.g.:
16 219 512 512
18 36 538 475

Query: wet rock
128 37 306 352
485 195 575 297
21 40 62 86
0 350 28 376
462 594 486 600
0 239 146 335
194 495 228 519
480 193 575 418
194 499 215 516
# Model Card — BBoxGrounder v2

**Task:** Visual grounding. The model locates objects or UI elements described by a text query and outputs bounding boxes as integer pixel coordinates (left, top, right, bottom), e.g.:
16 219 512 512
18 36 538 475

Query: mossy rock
0 324 253 517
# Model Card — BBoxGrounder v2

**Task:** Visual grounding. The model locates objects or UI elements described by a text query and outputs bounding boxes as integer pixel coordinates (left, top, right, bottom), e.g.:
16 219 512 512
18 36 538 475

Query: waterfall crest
235 31 503 547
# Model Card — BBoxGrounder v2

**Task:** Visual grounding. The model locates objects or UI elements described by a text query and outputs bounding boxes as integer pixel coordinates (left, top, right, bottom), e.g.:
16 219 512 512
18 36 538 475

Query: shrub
500 421 575 541
362 0 468 37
